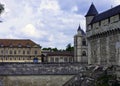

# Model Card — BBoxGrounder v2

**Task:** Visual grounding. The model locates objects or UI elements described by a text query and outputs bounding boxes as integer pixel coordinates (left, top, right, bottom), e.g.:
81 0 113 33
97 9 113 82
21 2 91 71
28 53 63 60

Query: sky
0 0 120 49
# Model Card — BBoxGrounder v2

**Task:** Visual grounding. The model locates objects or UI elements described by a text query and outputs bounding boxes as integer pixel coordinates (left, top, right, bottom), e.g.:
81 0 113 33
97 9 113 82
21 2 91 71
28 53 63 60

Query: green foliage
42 47 58 51
66 43 74 51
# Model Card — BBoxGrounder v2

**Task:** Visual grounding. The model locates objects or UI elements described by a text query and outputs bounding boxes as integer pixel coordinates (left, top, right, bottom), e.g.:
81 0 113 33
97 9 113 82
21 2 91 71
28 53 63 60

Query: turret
74 25 87 63
85 3 98 31
77 25 85 36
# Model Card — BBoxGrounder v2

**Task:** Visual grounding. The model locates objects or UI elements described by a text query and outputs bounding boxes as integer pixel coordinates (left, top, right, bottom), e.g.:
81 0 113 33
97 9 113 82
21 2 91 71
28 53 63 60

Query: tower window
82 39 86 46
82 51 87 56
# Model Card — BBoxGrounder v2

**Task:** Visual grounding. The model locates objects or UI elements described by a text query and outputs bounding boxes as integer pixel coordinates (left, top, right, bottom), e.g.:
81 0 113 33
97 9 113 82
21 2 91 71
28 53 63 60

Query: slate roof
0 39 40 47
85 3 98 17
90 5 120 24
77 25 86 36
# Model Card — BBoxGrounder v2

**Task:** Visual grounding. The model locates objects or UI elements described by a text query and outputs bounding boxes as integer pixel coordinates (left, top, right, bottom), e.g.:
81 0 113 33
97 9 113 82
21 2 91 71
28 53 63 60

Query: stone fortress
0 3 119 86
74 3 120 66
85 3 120 65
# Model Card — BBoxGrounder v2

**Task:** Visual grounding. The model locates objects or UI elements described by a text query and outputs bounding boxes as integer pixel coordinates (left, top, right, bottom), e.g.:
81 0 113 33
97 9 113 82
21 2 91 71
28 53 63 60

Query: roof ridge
90 4 120 24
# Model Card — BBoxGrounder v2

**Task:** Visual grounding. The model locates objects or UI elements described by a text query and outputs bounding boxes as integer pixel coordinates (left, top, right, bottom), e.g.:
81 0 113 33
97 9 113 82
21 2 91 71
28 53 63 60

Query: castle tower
85 3 98 31
74 25 88 63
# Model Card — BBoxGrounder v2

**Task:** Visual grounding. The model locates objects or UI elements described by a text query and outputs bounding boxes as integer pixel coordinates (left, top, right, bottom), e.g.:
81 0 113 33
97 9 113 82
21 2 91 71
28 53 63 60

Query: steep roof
90 5 120 24
77 25 86 36
0 39 40 47
85 3 98 17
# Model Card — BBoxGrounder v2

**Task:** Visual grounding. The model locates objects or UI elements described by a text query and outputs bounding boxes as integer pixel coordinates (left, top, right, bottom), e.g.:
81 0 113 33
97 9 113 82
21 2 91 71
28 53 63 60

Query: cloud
112 0 120 6
0 0 115 49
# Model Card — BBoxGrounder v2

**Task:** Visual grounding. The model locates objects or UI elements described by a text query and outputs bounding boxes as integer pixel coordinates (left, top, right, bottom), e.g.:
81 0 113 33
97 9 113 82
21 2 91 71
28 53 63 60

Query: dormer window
26 43 31 48
18 44 22 47
26 44 30 48
1 44 4 47
9 43 13 47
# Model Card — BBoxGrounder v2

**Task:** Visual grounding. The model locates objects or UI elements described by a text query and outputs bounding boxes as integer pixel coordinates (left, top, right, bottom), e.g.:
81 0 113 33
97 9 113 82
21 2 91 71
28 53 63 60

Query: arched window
82 39 86 46
82 51 86 56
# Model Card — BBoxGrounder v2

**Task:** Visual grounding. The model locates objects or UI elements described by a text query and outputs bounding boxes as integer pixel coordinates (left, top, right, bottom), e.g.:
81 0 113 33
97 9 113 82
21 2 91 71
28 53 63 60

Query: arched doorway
33 58 38 63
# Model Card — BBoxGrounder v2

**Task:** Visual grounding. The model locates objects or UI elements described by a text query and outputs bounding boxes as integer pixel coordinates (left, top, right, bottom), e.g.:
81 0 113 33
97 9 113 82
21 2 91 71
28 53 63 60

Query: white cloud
39 0 60 11
112 0 120 6
0 0 86 49
71 6 78 12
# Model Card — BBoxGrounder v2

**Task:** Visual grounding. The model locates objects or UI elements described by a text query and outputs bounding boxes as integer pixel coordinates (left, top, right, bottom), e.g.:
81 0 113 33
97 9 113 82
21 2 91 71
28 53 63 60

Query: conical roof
85 3 98 17
77 25 85 36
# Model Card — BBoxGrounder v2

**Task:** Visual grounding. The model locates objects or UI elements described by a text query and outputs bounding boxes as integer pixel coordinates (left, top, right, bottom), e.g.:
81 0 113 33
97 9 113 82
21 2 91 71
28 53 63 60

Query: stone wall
0 63 86 86
0 75 73 86
0 63 86 75
88 33 120 65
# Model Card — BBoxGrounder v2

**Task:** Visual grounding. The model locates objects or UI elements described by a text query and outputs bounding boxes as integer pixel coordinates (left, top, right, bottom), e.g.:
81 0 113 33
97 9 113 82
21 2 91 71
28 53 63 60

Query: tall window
10 50 12 54
14 50 16 54
64 57 67 62
55 58 59 62
23 50 25 54
18 50 21 54
82 39 86 46
27 51 30 54
50 57 54 62
1 50 3 54
82 51 86 56
35 50 37 54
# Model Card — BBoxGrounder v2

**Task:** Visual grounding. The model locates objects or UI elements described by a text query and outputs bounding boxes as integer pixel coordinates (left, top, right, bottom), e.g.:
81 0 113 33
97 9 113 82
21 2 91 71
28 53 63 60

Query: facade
74 25 88 63
0 39 41 62
86 3 120 65
42 51 74 63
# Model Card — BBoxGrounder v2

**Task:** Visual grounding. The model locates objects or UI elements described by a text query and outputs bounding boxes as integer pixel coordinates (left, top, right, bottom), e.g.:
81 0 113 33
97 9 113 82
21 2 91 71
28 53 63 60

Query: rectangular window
27 51 30 54
55 58 59 62
35 50 37 54
10 50 12 54
50 58 54 62
64 57 67 62
18 50 21 54
23 50 25 54
14 50 16 54
1 50 3 54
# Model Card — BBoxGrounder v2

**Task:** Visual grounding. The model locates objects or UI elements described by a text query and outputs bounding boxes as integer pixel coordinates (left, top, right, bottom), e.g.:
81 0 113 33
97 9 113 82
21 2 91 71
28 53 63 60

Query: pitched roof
85 3 98 17
90 5 120 24
0 39 40 47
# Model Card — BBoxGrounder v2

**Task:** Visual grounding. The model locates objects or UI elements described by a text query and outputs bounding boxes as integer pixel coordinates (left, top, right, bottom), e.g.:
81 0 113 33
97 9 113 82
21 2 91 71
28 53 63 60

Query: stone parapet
0 63 86 75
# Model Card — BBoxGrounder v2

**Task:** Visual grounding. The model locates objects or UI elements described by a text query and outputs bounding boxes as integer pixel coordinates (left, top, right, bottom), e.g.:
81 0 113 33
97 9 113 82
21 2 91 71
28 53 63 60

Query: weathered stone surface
0 75 73 86
0 63 86 75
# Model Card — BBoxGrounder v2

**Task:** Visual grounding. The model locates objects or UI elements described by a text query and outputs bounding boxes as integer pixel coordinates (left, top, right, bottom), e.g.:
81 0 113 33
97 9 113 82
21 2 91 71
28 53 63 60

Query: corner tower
74 25 88 63
85 3 98 31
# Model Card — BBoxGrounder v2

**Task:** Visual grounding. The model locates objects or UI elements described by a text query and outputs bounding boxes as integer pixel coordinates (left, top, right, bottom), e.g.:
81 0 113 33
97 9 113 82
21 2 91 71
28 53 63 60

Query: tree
42 47 58 51
66 43 74 51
